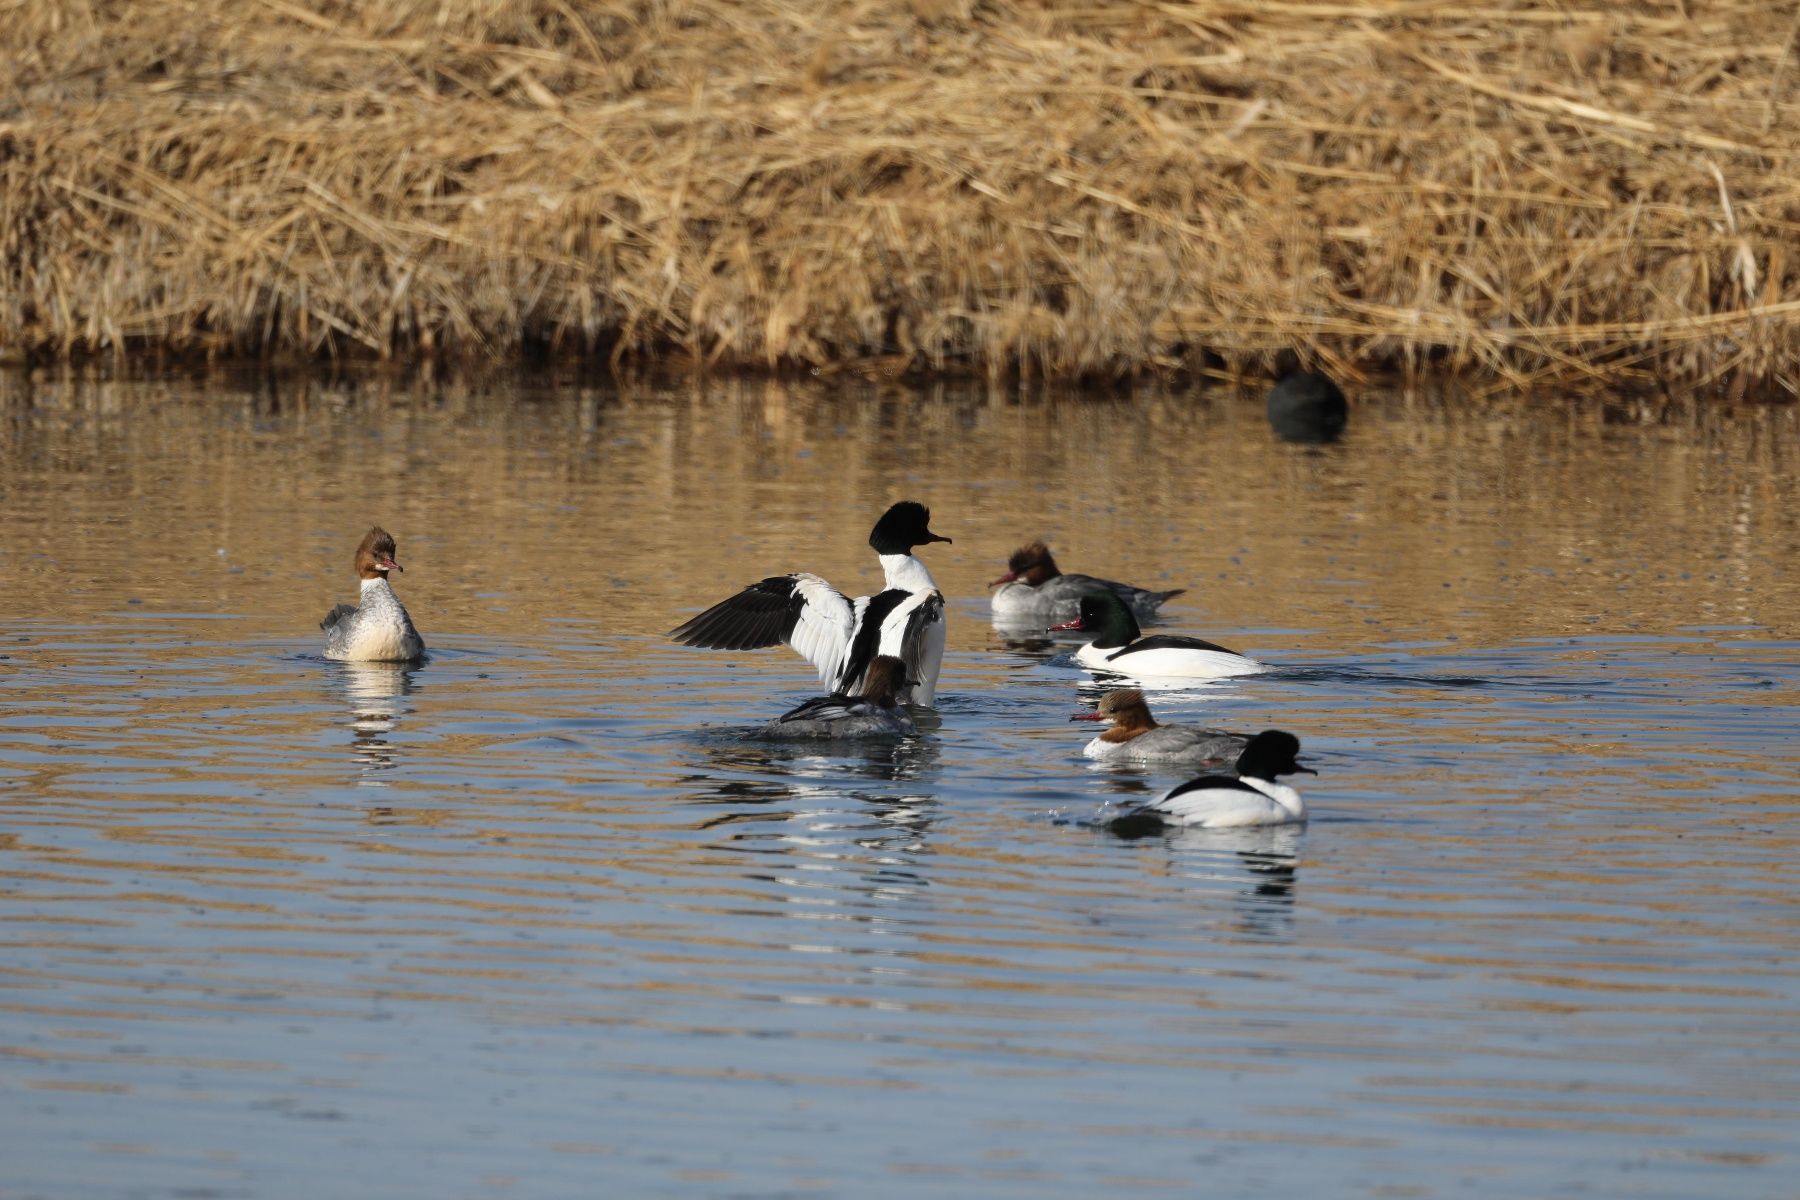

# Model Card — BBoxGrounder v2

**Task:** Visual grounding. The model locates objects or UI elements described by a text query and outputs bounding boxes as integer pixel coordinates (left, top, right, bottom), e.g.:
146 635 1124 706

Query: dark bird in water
1266 349 1348 444
753 655 919 740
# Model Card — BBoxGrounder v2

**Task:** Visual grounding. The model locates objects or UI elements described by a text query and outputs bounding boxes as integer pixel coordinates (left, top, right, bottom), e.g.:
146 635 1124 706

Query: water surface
2 373 1797 1198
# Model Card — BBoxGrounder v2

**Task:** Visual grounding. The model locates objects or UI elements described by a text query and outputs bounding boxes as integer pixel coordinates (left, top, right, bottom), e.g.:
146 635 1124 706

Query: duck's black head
1235 730 1314 781
1052 589 1141 646
869 501 951 556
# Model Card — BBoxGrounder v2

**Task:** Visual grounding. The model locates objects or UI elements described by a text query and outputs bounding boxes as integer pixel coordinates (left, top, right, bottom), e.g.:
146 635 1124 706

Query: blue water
1 375 1797 1198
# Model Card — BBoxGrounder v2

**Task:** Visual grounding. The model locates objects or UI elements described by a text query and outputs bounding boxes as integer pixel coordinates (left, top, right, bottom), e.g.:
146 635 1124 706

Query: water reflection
989 624 1061 653
698 787 939 920
326 660 416 782
3 376 1799 1198
685 733 942 918
698 722 944 786
1163 825 1303 940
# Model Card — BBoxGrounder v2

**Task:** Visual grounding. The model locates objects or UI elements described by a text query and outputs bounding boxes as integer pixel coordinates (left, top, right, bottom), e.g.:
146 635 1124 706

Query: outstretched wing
668 573 856 688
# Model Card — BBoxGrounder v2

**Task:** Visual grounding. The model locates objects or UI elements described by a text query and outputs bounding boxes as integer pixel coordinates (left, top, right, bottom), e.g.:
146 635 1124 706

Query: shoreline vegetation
4 2 1798 393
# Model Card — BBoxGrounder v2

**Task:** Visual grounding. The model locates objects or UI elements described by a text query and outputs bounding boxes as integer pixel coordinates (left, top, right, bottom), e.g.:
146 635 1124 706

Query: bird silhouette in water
1266 349 1348 444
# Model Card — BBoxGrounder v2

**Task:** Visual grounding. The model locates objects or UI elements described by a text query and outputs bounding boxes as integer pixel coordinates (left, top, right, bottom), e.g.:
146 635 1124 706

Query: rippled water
2 373 1798 1198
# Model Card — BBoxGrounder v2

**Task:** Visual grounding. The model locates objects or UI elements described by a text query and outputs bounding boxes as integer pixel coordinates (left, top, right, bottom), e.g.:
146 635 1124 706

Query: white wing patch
788 573 856 688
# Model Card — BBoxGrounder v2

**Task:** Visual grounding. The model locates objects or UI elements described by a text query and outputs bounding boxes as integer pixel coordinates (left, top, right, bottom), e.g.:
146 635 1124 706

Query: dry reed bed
3 0 1798 389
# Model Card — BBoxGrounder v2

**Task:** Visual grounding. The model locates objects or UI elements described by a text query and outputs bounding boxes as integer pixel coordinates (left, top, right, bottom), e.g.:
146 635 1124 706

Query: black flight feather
668 575 811 650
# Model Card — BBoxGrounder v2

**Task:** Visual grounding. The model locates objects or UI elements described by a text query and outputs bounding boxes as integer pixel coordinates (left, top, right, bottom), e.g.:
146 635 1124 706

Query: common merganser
755 655 918 740
1267 350 1348 444
321 527 425 663
990 541 1183 623
1052 591 1264 680
1072 687 1247 764
1108 731 1313 833
668 501 951 706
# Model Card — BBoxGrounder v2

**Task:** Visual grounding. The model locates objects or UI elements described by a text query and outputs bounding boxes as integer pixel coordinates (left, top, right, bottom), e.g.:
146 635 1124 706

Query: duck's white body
323 578 425 663
877 553 947 705
1074 640 1264 680
1135 776 1306 828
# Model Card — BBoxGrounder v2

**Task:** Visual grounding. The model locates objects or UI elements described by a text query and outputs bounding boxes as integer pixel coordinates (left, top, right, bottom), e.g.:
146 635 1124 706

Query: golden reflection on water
0 370 1795 645
328 662 415 783
1 371 1798 1196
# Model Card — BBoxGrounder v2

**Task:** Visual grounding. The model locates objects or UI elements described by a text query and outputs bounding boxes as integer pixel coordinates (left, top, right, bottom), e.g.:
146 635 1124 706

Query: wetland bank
4 1 1799 390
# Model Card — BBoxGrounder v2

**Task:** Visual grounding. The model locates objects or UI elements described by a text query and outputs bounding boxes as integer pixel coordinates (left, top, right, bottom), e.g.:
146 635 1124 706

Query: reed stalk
3 0 1797 390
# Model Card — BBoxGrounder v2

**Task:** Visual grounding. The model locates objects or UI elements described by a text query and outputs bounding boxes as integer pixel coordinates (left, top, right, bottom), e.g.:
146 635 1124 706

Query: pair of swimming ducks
320 505 1311 831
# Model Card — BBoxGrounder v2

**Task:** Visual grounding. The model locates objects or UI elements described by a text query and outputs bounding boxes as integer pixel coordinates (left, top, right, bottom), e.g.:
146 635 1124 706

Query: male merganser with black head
755 655 918 740
1052 590 1264 680
321 527 425 663
990 540 1183 624
1072 688 1247 764
1108 731 1313 833
1267 350 1348 444
669 501 951 706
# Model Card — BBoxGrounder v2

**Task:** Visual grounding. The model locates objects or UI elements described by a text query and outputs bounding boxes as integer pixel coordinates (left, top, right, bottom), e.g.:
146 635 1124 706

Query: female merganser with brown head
321 527 425 663
1052 590 1263 680
1072 688 1247 764
755 656 918 740
669 501 951 706
990 540 1183 624
1109 731 1314 833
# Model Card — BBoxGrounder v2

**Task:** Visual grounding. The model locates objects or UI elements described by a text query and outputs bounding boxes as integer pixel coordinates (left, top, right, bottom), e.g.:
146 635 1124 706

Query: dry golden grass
3 0 1798 390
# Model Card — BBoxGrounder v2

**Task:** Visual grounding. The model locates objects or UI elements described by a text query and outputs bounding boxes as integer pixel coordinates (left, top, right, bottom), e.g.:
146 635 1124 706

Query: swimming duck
1052 590 1264 680
1073 688 1247 764
321 527 425 663
990 540 1183 624
1108 731 1313 833
755 655 918 740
